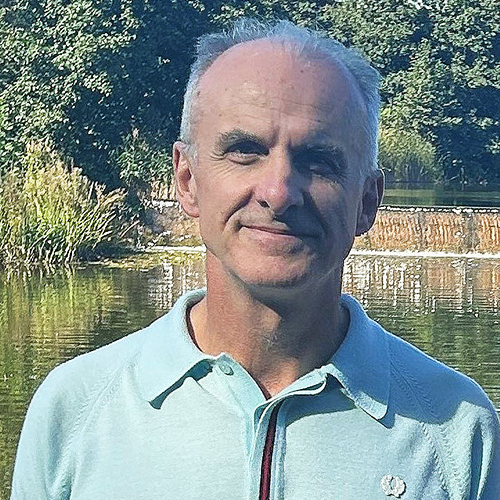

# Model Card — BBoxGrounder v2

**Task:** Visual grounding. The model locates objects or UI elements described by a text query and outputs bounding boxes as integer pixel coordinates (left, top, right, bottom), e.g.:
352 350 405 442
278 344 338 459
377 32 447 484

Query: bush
0 142 124 268
114 128 173 196
378 126 439 183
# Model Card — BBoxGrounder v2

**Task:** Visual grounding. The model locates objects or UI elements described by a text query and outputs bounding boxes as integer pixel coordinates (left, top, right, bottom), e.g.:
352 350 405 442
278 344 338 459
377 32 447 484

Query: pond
1 250 500 498
383 182 500 207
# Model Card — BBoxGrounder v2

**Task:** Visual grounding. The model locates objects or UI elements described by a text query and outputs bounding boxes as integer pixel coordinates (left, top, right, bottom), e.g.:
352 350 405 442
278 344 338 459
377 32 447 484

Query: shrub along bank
0 142 124 268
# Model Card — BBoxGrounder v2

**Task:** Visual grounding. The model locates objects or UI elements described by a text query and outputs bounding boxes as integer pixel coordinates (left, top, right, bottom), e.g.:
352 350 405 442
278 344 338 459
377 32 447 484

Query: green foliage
0 0 499 188
320 0 500 184
0 0 211 186
0 0 138 184
0 142 124 267
379 126 438 182
114 129 172 191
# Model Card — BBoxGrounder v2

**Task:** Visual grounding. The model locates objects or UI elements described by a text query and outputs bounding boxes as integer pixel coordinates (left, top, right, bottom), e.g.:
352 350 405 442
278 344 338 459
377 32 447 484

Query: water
383 183 500 207
1 250 500 498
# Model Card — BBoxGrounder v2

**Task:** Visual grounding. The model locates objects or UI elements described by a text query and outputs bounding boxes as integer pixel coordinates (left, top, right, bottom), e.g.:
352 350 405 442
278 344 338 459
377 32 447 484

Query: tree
319 0 500 183
0 0 214 187
1 0 499 188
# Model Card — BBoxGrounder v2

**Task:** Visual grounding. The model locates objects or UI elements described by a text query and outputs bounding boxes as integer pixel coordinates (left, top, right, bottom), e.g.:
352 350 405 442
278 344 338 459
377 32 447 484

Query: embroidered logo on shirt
381 474 406 497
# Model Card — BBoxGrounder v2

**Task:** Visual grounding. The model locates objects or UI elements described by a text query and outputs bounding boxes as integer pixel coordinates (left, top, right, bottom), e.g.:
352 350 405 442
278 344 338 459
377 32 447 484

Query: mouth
242 224 318 239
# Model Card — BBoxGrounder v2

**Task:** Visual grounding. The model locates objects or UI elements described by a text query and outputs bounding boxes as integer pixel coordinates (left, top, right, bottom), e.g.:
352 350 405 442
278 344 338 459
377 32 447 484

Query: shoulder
20 287 204 443
35 318 152 409
383 327 500 498
10 318 162 499
11 286 206 500
341 293 497 418
385 327 496 421
30 287 205 414
20 315 164 456
340 293 498 424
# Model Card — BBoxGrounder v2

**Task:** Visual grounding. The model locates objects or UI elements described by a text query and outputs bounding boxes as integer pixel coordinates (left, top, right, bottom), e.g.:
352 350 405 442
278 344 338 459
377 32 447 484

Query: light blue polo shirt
11 290 500 499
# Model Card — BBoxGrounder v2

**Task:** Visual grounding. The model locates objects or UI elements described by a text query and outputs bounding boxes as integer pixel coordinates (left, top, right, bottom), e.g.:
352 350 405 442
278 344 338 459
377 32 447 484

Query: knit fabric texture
11 290 500 499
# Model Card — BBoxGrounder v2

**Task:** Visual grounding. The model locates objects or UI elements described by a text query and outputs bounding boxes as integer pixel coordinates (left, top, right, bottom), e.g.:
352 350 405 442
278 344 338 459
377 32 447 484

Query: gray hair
180 18 380 172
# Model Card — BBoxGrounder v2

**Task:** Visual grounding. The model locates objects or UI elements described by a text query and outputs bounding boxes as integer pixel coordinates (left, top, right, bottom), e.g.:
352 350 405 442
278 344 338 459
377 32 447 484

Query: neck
188 254 349 398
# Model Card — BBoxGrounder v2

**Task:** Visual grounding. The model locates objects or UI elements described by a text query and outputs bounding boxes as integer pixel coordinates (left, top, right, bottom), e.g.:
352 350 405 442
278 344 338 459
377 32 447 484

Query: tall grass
0 142 124 268
378 127 439 183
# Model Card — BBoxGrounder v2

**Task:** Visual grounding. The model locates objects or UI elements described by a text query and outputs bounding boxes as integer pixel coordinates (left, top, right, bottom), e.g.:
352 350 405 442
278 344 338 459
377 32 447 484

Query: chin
233 262 318 290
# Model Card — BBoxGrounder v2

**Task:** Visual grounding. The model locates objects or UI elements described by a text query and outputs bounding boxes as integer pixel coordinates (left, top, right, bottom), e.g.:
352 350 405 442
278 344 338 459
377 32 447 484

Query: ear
173 141 199 218
355 169 384 236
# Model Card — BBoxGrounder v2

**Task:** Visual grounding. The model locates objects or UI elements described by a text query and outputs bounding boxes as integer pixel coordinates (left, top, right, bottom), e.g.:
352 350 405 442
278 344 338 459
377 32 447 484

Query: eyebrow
291 143 348 172
214 129 348 170
215 129 268 152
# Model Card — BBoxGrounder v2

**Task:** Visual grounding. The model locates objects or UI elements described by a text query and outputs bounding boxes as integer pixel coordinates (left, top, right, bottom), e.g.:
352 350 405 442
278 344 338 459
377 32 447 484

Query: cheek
205 172 254 215
316 185 360 234
195 172 250 235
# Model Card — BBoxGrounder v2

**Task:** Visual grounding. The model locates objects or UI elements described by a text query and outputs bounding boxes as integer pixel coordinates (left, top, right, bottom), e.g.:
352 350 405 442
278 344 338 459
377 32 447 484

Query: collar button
219 363 234 376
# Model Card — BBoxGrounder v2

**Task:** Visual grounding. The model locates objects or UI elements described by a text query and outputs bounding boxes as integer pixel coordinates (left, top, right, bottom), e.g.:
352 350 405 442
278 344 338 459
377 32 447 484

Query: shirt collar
323 294 390 421
137 290 390 420
137 289 209 404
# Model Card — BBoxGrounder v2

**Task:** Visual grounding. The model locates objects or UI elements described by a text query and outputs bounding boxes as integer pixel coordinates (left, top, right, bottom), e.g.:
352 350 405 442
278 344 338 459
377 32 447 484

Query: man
11 18 499 500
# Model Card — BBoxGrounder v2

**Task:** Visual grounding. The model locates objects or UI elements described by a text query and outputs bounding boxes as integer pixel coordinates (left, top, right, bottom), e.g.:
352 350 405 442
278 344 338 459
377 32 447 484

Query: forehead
195 40 366 146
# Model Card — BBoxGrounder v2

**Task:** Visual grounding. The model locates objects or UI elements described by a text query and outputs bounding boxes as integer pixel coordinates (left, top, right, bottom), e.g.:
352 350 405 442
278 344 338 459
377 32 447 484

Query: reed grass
0 142 124 268
379 127 438 182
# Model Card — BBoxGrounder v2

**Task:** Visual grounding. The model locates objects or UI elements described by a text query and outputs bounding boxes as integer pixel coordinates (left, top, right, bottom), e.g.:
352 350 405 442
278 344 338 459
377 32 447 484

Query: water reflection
384 183 500 207
1 251 499 498
344 254 500 409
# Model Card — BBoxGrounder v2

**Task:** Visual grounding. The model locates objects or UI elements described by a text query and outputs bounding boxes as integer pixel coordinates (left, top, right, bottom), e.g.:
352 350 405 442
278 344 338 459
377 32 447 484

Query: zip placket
258 403 282 500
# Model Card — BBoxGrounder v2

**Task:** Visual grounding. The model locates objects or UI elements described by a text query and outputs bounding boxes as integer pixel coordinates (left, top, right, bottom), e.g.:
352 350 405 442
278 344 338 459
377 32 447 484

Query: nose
254 153 305 215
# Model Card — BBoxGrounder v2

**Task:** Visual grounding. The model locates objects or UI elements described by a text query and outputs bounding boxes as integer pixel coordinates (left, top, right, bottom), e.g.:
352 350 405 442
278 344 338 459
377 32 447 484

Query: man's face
175 41 382 290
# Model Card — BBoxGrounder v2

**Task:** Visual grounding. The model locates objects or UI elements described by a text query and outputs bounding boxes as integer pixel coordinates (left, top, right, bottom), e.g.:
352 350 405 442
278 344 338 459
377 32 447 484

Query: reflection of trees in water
344 255 500 311
1 253 498 498
147 256 206 312
343 254 500 408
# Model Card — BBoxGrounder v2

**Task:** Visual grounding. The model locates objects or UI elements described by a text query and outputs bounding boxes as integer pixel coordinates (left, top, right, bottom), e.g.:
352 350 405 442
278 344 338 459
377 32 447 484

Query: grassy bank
0 142 125 268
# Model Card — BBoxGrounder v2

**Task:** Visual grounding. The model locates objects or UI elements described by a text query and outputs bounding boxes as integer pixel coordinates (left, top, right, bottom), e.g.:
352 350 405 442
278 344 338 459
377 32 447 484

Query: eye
294 151 343 177
309 153 335 172
225 140 267 164
295 148 345 179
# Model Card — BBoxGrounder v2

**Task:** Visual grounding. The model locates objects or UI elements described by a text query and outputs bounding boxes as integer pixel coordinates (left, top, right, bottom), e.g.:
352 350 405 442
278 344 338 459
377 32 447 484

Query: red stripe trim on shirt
259 403 281 500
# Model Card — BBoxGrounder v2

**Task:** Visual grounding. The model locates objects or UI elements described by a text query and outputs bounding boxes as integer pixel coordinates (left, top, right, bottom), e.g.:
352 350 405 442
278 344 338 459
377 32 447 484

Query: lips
242 224 319 239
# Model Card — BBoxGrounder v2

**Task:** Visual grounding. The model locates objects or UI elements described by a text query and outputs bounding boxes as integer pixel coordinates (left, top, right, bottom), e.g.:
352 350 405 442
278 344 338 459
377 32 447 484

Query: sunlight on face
178 40 378 290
